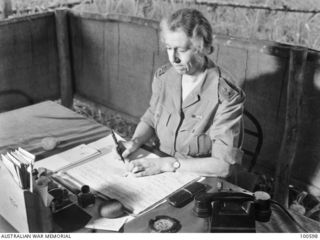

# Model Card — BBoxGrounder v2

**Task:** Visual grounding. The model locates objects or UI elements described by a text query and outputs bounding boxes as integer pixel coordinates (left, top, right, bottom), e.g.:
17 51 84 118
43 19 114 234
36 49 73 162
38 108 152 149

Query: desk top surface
0 101 108 157
0 101 319 233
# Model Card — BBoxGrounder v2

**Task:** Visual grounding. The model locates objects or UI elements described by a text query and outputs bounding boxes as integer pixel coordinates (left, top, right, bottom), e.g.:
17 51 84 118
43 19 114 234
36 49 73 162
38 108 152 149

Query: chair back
242 109 263 172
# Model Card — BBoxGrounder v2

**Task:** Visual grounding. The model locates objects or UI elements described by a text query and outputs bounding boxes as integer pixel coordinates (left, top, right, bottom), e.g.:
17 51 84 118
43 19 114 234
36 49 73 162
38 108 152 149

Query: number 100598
300 234 318 239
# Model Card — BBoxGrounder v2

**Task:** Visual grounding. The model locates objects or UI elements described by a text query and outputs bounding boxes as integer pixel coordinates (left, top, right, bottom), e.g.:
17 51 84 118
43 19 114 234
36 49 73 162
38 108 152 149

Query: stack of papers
66 136 199 215
34 144 100 172
0 148 36 191
85 216 131 232
35 135 199 216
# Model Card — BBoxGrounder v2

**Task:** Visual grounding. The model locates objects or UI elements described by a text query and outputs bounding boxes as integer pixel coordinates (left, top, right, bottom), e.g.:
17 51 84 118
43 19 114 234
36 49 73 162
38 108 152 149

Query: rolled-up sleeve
140 73 162 129
210 83 245 165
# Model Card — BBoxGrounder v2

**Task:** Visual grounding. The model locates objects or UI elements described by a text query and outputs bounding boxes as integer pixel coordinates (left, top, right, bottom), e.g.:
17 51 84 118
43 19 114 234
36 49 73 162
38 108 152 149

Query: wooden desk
0 101 108 157
124 177 243 233
1 101 319 233
124 178 320 233
0 101 108 233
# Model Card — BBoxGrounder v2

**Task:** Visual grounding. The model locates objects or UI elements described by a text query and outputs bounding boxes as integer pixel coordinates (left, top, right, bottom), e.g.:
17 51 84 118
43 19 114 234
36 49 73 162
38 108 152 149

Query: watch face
173 160 180 170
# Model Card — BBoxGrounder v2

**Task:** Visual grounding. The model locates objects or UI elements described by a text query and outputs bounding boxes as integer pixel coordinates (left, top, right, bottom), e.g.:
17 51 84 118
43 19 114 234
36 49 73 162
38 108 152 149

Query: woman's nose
173 50 181 63
168 49 181 64
174 56 181 64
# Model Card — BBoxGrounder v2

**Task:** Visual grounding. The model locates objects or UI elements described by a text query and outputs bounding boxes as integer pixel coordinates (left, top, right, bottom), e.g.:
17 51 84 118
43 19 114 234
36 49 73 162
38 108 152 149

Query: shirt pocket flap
155 105 171 126
179 115 202 132
187 133 212 157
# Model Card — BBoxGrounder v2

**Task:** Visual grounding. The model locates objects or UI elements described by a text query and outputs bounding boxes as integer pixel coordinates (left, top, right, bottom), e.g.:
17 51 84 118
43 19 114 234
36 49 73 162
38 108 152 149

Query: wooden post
55 9 73 108
273 47 308 207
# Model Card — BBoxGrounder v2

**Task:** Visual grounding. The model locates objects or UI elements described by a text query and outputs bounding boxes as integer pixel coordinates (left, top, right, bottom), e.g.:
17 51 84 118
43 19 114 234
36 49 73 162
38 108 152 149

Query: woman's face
163 28 203 76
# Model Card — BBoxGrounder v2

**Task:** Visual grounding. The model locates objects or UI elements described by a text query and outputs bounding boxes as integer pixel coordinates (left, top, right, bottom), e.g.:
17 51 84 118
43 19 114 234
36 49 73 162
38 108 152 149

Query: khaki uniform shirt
141 59 245 165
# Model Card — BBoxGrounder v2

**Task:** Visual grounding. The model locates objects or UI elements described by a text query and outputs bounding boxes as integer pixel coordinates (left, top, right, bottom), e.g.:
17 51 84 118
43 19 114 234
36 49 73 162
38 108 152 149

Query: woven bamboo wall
0 13 60 112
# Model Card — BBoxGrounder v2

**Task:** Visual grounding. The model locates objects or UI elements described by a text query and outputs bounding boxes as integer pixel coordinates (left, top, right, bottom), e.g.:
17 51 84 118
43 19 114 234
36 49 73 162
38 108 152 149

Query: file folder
0 159 52 232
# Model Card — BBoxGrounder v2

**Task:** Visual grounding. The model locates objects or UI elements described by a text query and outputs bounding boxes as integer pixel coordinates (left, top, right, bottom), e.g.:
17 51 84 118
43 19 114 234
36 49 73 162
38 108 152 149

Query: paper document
1 148 36 191
85 216 130 232
35 144 100 172
65 135 199 215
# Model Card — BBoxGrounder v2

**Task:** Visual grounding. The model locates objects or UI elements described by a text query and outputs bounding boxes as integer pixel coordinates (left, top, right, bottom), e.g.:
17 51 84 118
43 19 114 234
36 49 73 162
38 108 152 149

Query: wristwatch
172 158 181 172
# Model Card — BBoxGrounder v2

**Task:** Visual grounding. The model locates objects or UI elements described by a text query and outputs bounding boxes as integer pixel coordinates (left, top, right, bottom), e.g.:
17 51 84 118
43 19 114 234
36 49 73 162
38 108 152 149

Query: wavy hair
160 8 213 54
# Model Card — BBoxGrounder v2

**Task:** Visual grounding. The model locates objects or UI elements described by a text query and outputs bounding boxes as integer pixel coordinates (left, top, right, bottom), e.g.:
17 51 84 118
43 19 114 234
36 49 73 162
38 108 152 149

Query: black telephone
193 191 271 233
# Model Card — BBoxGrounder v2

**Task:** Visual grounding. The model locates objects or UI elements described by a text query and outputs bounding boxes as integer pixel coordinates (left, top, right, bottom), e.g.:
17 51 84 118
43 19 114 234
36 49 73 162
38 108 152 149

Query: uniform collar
182 70 206 109
166 67 182 111
165 58 219 111
182 58 219 109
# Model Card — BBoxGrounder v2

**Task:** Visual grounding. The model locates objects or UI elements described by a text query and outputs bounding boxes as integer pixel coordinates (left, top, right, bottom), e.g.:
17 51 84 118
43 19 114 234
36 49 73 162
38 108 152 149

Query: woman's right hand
120 139 141 159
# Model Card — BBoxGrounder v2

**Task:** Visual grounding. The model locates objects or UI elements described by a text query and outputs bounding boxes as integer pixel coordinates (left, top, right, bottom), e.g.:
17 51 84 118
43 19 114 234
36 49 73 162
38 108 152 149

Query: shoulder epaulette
155 63 171 77
218 68 242 102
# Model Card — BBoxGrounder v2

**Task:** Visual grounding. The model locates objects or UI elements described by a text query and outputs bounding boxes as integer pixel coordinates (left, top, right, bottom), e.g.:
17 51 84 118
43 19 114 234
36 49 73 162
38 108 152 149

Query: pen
111 130 125 163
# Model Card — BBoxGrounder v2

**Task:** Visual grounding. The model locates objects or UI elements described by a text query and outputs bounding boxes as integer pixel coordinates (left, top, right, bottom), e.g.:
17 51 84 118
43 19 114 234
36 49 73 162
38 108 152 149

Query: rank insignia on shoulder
156 64 171 77
219 77 240 102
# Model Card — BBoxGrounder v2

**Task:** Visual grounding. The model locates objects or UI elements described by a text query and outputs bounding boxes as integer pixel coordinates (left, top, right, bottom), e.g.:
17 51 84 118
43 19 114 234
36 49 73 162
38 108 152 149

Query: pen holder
0 159 53 232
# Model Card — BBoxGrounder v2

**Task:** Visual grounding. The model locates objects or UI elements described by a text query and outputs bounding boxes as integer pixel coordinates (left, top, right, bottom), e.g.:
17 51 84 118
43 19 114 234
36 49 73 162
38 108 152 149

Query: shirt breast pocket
155 106 172 138
179 115 201 133
188 133 212 157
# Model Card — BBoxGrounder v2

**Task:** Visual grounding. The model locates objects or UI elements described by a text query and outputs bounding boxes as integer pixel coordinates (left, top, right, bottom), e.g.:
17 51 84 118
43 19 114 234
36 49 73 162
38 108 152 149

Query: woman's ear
193 39 214 56
203 46 214 55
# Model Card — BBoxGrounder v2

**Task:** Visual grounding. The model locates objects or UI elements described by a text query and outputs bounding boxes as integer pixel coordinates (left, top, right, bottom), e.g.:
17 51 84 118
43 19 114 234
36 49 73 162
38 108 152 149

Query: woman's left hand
125 157 175 177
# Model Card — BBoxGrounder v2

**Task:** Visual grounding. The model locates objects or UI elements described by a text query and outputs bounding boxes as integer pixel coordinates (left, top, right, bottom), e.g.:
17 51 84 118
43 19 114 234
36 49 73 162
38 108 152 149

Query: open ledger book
35 134 199 215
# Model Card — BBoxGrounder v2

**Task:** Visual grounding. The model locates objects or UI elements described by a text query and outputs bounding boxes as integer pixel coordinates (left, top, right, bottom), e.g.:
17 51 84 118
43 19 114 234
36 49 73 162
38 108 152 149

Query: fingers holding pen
121 141 139 159
121 148 132 159
112 139 136 162
115 139 144 176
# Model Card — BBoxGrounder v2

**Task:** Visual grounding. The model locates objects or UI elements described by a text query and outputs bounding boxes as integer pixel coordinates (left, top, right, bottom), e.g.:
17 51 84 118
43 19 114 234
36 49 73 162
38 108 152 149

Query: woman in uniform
121 8 245 177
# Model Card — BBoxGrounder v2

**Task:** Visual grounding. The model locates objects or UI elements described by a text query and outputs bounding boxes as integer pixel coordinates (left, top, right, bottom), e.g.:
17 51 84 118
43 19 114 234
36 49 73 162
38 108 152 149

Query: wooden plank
116 22 158 117
273 48 308 207
55 9 73 108
72 18 109 104
102 21 119 107
69 14 83 95
0 14 59 111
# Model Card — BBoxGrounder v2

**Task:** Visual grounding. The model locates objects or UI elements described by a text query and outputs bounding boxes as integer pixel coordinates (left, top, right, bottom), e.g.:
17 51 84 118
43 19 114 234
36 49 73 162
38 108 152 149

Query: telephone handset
193 191 271 233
